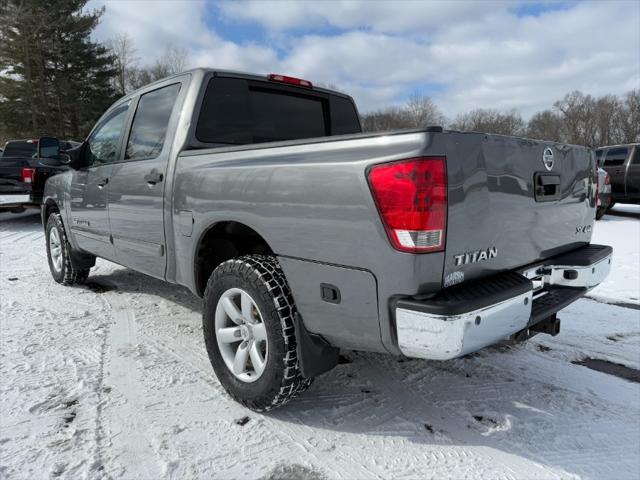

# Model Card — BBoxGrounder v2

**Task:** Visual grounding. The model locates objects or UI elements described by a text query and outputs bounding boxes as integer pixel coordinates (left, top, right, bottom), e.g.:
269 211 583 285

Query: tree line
1 0 638 148
362 89 639 147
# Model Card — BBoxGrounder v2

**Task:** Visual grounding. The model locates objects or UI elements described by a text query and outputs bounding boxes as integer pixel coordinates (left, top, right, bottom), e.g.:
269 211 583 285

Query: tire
46 212 91 285
595 206 607 220
202 254 312 411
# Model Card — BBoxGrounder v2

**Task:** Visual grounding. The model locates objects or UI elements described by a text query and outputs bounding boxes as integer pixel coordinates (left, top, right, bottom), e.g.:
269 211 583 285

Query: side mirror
38 137 60 159
37 137 71 166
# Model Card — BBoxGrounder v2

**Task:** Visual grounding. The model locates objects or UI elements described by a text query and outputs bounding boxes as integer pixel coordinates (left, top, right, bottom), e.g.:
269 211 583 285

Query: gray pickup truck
596 143 640 207
41 68 612 411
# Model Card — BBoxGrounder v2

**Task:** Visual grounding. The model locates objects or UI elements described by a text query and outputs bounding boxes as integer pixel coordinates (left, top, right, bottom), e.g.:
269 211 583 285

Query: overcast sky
88 0 640 117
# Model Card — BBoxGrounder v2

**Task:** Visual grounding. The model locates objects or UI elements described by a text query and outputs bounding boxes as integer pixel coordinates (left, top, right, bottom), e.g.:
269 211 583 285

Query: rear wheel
202 255 312 411
46 213 91 285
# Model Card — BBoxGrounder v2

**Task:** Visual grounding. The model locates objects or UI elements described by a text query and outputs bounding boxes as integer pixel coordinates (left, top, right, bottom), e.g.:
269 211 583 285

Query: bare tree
361 107 413 132
553 91 599 146
593 95 621 146
108 33 138 96
450 108 525 136
128 46 188 91
362 94 444 132
405 94 445 128
619 89 640 144
527 110 566 142
153 46 188 78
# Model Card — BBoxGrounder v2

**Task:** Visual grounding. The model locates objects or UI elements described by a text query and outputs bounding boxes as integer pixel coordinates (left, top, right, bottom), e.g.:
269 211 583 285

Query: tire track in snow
337 354 564 480
132 319 357 479
97 291 167 479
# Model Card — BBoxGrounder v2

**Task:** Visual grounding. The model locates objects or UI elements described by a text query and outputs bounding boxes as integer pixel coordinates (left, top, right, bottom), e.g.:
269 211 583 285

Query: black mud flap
69 249 96 270
293 313 339 379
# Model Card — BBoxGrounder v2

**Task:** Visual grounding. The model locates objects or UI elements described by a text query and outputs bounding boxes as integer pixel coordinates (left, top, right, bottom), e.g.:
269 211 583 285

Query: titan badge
453 247 498 266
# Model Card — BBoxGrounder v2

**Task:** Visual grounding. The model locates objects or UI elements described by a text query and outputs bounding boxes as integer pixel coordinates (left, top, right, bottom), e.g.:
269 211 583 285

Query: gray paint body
44 68 596 356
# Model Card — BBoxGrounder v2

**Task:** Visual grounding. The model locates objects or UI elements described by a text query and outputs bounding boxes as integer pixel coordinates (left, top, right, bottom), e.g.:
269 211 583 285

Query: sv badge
575 225 592 235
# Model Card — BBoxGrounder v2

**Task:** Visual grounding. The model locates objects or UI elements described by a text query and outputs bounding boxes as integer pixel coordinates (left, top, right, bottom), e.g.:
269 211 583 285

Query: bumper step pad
397 271 532 317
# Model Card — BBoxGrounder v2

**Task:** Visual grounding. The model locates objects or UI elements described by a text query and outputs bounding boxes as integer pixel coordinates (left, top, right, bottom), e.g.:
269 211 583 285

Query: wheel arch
42 198 61 230
193 220 275 297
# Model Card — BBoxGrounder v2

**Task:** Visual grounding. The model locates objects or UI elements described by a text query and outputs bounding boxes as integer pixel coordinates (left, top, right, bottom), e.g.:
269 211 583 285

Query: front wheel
202 255 312 411
46 213 91 285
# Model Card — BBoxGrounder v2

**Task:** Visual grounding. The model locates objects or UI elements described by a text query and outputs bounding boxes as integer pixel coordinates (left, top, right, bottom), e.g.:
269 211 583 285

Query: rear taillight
22 167 35 184
368 157 447 253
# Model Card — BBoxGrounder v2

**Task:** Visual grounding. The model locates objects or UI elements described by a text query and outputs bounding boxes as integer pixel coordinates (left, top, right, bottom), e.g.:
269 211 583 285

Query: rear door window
330 95 362 135
126 83 181 160
604 147 629 166
196 77 360 145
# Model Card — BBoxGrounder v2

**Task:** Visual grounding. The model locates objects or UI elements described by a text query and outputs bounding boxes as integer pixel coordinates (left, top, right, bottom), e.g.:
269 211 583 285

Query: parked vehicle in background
596 143 640 207
596 167 612 220
40 68 611 411
0 138 78 212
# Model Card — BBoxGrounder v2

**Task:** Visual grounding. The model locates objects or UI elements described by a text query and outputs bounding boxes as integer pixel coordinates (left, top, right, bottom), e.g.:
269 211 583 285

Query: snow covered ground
1 206 639 480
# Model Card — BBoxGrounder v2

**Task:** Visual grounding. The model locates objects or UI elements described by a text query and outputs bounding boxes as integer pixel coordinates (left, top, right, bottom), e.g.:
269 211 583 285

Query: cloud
89 0 639 119
217 0 511 34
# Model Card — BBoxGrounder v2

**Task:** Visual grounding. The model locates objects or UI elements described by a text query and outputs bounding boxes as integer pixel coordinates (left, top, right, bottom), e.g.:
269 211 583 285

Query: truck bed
174 127 596 354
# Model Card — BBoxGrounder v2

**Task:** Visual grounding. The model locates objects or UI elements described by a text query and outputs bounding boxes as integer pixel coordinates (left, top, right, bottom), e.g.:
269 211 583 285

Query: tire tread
47 213 90 285
203 254 312 411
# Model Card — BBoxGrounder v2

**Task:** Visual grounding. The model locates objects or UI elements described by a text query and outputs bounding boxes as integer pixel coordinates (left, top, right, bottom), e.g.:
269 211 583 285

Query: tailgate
442 132 595 286
0 157 29 194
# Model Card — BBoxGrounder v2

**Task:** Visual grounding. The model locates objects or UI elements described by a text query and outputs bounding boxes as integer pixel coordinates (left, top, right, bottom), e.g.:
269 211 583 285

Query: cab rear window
195 77 360 145
604 147 628 166
2 141 37 158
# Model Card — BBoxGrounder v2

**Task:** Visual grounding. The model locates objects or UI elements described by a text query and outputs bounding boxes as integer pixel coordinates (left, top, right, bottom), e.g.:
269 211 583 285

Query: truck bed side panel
173 132 444 353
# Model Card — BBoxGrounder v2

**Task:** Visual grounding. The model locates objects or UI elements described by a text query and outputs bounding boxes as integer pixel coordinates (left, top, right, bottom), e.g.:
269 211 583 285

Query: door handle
534 173 561 202
97 178 109 188
144 170 163 185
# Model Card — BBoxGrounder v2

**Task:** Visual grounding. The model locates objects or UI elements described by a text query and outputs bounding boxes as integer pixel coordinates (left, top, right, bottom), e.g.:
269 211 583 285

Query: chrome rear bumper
521 253 612 289
395 244 612 360
0 194 30 206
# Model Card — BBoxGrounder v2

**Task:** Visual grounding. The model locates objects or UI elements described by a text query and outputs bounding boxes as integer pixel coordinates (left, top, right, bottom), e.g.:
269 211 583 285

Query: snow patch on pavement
590 204 640 305
1 210 639 479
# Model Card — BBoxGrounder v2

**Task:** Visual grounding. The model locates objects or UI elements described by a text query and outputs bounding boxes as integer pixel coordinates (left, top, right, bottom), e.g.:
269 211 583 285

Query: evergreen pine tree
0 0 117 141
